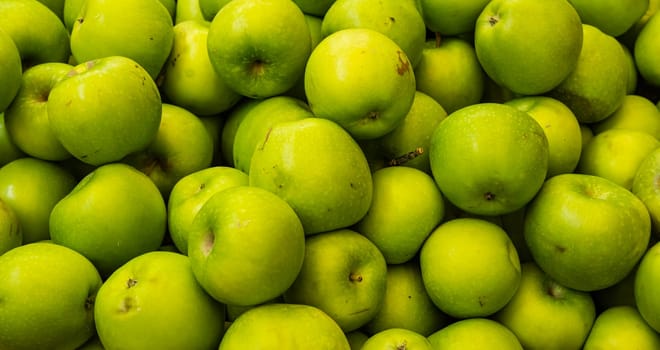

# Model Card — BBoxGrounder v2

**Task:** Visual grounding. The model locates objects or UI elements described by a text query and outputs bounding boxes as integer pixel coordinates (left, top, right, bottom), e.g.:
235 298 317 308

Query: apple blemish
396 51 410 75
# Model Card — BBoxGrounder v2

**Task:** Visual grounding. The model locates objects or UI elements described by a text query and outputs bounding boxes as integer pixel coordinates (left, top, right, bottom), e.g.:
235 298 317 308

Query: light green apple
4 62 72 161
346 331 369 350
419 0 491 35
583 305 660 349
494 262 596 349
175 0 205 23
0 157 75 243
419 217 521 318
198 0 232 20
0 28 21 113
429 103 549 216
474 0 583 95
0 242 102 350
292 0 336 16
0 113 24 166
581 124 594 148
361 328 432 350
47 56 162 166
219 98 260 166
187 186 305 306
219 303 351 349
94 251 226 350
305 28 416 140
207 0 312 99
36 0 65 19
428 318 523 350
635 11 660 86
593 94 660 139
49 163 167 277
283 14 325 100
70 0 174 79
0 197 21 255
63 0 85 31
161 20 242 117
524 173 651 291
167 166 248 254
633 147 660 235
355 166 444 264
200 114 225 166
620 0 659 47
568 0 649 37
635 241 660 332
249 118 373 234
283 229 388 332
621 43 638 94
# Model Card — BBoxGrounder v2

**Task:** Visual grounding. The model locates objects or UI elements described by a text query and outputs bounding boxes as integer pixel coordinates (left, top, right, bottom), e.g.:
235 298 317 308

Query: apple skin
635 242 660 332
633 147 660 235
419 0 491 36
0 242 103 350
0 112 24 166
568 0 649 37
524 173 651 291
635 10 660 86
292 0 336 16
198 0 232 20
593 94 660 139
0 28 21 113
583 305 660 349
175 0 205 23
0 197 21 255
219 99 260 167
360 328 432 350
428 318 523 350
49 163 167 277
94 251 226 350
47 56 162 166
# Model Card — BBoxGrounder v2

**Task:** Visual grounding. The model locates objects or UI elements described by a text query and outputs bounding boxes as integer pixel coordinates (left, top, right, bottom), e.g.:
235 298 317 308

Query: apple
581 124 594 148
635 11 660 86
175 0 205 23
283 229 388 332
474 0 583 95
568 0 649 37
591 264 638 311
427 318 523 349
47 56 162 166
94 251 226 349
198 0 232 20
206 0 312 99
0 197 21 255
0 28 21 113
635 242 660 332
583 305 660 349
292 0 336 17
633 147 660 235
0 242 102 350
49 163 167 277
593 94 660 139
620 0 659 48
304 28 416 140
621 44 639 94
187 186 305 306
419 0 491 36
249 118 373 234
37 0 65 20
429 102 549 216
493 262 596 349
218 303 351 349
70 0 174 79
346 331 369 350
524 173 651 291
219 98 260 167
360 328 432 350
0 112 24 166
199 114 225 166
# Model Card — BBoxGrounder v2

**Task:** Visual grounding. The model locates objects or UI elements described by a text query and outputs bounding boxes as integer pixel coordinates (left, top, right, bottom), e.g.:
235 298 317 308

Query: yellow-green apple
355 166 444 264
621 44 638 94
36 0 65 19
94 251 226 349
524 173 651 291
77 336 104 350
0 242 102 350
428 318 523 350
175 0 205 23
249 118 373 234
122 103 215 197
593 94 660 139
219 99 259 166
200 114 225 166
304 28 416 140
493 262 596 349
568 0 649 37
0 113 24 166
49 163 167 277
158 0 175 19
0 198 21 255
583 305 660 349
635 242 660 332
635 11 660 86
474 0 583 95
198 0 232 20
346 331 369 350
419 0 490 36
591 265 638 311
187 186 305 306
505 96 583 177
419 218 521 318
576 128 660 190
321 0 426 68
70 0 174 79
4 62 72 161
581 124 594 148
282 14 325 100
167 166 248 254
363 260 450 336
161 20 242 117
621 0 659 47
633 147 660 235
293 0 336 16
63 0 85 31
218 303 351 349
283 229 388 332
207 0 312 99
414 37 485 114
429 103 549 216
0 157 75 243
549 24 628 123
0 28 21 113
361 328 432 350
47 56 162 166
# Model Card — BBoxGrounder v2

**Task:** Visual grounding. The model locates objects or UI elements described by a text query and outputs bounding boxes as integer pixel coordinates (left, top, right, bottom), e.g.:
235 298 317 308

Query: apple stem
435 32 442 48
388 147 424 166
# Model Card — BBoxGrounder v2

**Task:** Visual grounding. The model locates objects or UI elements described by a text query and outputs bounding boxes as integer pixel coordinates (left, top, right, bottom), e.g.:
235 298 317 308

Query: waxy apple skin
0 28 21 113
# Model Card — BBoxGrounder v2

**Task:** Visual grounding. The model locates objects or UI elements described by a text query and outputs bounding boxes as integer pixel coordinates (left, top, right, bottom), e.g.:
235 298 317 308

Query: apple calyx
126 278 137 288
249 59 267 77
484 192 496 201
84 294 96 311
544 279 566 299
396 341 409 350
349 272 363 283
388 147 424 166
488 15 499 26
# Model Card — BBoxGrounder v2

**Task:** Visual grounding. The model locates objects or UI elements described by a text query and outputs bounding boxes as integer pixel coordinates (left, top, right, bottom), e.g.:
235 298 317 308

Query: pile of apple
1 0 660 349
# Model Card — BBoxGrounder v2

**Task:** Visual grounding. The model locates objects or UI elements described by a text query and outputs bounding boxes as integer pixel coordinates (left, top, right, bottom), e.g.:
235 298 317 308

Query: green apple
219 303 351 349
581 124 594 148
0 157 76 243
0 197 21 255
621 0 659 47
549 24 629 123
161 20 242 117
70 0 174 79
355 166 444 264
419 217 521 318
635 11 660 86
0 242 102 350
219 98 260 166
292 0 336 16
304 28 416 140
0 112 24 166
63 0 85 31
283 229 388 332
249 118 373 234
414 37 485 114
505 96 583 177
321 0 426 68
621 43 638 94
282 14 325 100
429 102 549 216
207 0 312 99
576 128 660 190
633 147 660 235
0 0 70 66
568 0 649 37
94 251 226 349
361 328 432 350
583 305 660 349
427 318 523 350
175 0 205 23
493 262 596 349
593 94 660 139
122 103 214 197
167 166 248 254
592 264 638 311
419 0 491 36
474 0 583 95
47 56 162 166
0 28 21 113
635 241 660 332
49 163 167 277
346 331 369 350
36 0 65 19
200 114 225 166
524 173 651 291
187 186 305 306
198 0 232 20
4 62 72 161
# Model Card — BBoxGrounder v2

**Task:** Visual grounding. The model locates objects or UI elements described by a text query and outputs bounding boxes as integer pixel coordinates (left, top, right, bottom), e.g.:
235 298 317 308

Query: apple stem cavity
545 279 566 299
484 192 496 201
201 230 215 256
250 59 266 77
388 147 424 166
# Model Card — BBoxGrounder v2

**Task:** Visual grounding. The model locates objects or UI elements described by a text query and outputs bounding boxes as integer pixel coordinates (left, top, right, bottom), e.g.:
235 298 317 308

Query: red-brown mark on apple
396 51 410 75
